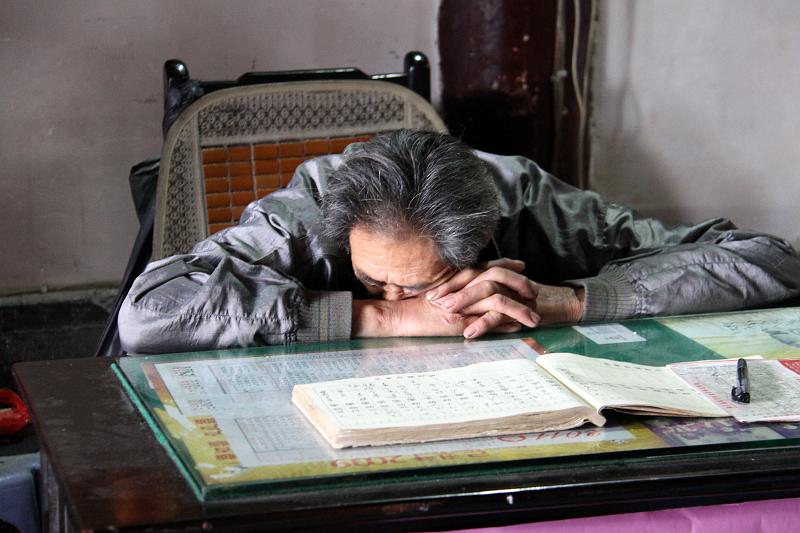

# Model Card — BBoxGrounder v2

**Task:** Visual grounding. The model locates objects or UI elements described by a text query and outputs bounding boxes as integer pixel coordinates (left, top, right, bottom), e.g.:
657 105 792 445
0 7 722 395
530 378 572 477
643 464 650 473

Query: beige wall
591 0 800 248
0 0 439 293
6 1 798 294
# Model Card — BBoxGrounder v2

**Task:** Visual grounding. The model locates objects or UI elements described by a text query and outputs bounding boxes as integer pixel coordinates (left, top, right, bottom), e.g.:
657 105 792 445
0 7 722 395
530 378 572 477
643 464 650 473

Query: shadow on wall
590 0 685 224
593 84 785 233
590 0 794 241
595 117 776 231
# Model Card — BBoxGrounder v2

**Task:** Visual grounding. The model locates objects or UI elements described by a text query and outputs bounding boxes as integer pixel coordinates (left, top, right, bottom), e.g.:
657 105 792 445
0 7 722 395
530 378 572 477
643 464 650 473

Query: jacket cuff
295 291 353 343
563 270 638 322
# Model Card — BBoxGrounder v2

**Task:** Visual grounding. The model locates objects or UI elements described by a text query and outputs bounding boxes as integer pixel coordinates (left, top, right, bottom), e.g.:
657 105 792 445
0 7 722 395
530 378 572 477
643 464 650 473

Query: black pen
731 358 751 404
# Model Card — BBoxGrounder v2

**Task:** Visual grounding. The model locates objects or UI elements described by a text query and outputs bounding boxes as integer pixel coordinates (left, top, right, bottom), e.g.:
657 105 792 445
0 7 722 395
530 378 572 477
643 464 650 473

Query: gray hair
321 130 499 270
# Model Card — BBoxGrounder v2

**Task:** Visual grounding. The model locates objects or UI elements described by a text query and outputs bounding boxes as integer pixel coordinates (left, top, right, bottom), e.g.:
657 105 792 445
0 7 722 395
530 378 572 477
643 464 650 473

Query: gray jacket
119 151 800 353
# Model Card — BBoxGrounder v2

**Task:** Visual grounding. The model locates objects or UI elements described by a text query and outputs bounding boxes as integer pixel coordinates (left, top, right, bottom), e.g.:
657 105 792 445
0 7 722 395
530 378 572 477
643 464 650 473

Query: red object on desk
0 388 30 435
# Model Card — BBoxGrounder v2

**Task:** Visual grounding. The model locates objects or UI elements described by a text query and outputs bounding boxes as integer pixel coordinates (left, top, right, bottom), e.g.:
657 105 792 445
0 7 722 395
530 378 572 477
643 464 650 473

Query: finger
464 266 537 299
483 258 526 273
425 259 525 302
460 291 540 328
439 310 470 326
425 267 481 301
463 311 508 339
436 280 539 326
422 297 463 324
434 280 509 313
407 299 473 337
490 321 524 333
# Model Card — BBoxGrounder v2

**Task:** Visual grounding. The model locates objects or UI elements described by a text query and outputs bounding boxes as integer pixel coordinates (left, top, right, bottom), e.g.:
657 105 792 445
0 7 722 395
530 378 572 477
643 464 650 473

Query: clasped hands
353 258 585 339
424 258 585 338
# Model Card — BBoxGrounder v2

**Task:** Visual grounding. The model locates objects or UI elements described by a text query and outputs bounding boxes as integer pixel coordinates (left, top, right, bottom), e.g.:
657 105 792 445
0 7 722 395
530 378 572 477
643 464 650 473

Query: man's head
321 130 499 300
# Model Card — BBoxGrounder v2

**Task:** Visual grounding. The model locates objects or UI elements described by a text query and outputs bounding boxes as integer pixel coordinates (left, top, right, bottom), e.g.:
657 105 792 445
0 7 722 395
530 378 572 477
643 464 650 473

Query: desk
14 309 800 531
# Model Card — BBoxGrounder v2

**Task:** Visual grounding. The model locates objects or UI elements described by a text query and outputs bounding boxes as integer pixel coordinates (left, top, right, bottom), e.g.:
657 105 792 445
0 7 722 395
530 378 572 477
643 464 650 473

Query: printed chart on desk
659 307 800 359
118 339 663 497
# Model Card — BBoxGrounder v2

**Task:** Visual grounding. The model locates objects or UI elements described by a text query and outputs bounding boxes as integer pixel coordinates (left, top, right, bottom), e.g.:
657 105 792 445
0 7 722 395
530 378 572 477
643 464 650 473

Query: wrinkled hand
352 297 479 338
424 258 585 339
424 258 537 337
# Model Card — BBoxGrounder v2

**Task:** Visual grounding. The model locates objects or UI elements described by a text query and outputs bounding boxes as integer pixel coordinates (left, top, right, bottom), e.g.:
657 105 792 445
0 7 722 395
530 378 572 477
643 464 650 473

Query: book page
668 359 800 422
536 353 727 417
293 359 590 430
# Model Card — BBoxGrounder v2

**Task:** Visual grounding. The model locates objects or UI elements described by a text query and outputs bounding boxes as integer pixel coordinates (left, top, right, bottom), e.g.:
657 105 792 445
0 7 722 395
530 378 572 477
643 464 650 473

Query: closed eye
357 277 429 294
358 277 384 289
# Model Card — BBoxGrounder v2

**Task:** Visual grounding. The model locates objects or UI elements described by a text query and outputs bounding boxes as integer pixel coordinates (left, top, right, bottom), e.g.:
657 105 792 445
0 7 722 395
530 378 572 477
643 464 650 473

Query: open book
292 353 800 449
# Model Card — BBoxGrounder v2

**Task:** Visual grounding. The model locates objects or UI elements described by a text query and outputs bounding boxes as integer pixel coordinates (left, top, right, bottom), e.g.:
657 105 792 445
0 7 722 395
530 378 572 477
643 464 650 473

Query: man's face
349 225 455 301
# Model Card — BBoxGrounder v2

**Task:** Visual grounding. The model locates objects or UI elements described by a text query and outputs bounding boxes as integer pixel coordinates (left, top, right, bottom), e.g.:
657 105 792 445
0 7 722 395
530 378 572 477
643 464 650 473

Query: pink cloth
445 497 800 533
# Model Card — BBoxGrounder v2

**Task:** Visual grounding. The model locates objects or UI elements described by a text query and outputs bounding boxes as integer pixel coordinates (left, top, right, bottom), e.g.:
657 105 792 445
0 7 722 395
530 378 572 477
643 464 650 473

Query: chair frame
165 51 431 103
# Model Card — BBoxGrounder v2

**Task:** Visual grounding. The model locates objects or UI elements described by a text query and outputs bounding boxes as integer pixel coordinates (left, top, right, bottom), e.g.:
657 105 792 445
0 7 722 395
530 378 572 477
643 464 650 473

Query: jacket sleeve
483 153 800 322
118 156 353 354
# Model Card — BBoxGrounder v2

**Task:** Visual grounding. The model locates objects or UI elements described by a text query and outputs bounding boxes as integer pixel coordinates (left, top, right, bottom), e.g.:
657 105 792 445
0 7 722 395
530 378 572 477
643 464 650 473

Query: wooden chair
155 73 445 257
96 53 446 355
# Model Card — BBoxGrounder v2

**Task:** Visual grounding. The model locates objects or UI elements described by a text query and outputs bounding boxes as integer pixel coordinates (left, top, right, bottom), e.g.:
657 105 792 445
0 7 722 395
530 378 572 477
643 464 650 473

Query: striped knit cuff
563 270 638 323
296 291 353 343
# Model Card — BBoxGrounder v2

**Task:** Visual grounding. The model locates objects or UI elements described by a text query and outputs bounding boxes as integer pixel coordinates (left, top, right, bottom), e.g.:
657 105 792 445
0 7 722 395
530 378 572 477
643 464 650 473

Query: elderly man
119 130 800 353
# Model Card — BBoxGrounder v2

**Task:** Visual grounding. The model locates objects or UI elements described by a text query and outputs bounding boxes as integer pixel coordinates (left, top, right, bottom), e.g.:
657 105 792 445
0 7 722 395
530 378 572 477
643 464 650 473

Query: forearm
566 234 800 322
352 298 471 338
119 183 358 352
118 255 352 353
536 285 585 325
351 299 394 338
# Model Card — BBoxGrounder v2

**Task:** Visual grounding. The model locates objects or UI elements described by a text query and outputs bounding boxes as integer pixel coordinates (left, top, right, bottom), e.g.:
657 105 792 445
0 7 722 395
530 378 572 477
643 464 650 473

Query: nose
383 286 404 301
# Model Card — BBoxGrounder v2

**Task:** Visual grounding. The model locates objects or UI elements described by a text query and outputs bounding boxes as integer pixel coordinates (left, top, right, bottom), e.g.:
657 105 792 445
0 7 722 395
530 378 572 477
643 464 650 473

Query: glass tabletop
115 307 800 501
